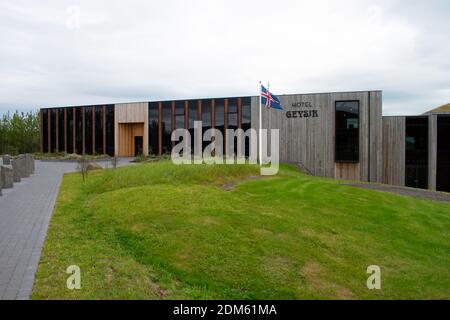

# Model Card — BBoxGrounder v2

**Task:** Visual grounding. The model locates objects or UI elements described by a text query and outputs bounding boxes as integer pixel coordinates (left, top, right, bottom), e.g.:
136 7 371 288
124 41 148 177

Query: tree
0 110 40 155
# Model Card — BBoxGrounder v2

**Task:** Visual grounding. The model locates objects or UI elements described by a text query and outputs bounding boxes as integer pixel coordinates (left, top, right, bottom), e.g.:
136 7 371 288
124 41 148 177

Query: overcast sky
0 0 449 116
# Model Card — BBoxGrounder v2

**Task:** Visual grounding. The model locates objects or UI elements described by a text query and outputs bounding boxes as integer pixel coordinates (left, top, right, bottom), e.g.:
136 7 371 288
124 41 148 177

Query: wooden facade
251 91 383 182
382 116 406 186
39 90 450 192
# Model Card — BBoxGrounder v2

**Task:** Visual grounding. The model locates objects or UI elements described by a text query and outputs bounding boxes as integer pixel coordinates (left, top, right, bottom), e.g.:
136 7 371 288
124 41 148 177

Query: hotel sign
286 102 319 118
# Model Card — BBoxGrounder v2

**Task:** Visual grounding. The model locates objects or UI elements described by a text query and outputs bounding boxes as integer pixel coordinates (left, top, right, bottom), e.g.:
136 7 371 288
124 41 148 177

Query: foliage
0 111 40 155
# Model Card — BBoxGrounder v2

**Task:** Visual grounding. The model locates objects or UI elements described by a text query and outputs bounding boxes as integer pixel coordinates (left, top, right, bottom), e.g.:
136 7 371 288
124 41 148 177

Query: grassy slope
32 162 450 299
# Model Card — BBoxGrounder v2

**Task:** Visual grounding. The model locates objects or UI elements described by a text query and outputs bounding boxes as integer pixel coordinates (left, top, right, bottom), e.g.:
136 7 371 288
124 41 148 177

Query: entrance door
134 136 143 156
118 123 144 156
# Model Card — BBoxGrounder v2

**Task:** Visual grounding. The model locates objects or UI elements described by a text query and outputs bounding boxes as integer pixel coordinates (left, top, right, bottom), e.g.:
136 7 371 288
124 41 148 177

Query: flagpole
259 81 262 166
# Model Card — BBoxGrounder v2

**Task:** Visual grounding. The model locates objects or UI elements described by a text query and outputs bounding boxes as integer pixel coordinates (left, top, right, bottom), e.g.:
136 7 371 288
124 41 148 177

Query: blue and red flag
261 84 283 110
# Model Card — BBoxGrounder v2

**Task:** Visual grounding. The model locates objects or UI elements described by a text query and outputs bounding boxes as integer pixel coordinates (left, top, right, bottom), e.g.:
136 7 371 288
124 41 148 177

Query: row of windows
41 106 115 156
148 97 251 156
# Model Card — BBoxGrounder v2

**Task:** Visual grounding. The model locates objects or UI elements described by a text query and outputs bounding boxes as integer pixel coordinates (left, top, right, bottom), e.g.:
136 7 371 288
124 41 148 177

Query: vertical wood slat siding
55 109 59 153
428 115 437 190
369 91 383 182
382 116 406 186
47 110 51 154
114 102 149 157
198 100 202 121
250 91 382 180
158 102 162 156
64 108 67 153
102 106 106 155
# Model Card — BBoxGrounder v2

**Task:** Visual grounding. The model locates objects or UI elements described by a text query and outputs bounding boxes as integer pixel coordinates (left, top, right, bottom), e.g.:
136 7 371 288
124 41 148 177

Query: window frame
334 100 360 163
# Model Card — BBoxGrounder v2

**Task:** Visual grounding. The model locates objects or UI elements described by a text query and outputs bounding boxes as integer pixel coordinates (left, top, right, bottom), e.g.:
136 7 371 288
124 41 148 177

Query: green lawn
32 162 450 299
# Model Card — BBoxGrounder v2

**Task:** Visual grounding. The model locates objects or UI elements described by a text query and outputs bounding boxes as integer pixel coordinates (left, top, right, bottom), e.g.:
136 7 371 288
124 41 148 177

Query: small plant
76 156 89 182
111 157 119 169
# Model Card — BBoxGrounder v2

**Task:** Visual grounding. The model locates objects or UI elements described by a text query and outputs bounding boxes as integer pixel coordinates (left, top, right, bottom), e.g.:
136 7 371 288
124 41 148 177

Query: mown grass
32 162 450 299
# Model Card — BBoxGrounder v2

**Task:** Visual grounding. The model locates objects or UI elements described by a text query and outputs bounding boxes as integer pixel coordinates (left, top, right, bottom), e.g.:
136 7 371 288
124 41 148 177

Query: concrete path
0 158 134 300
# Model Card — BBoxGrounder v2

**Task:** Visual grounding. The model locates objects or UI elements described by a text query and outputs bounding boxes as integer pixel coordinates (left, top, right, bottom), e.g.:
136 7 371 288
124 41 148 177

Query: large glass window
75 108 82 154
85 107 93 155
188 100 198 154
42 110 49 153
50 109 57 153
67 108 74 154
202 100 212 151
58 109 65 152
405 117 428 189
161 102 172 154
95 106 103 154
437 116 450 192
335 101 359 162
227 98 238 157
241 97 251 158
148 103 159 155
215 99 225 155
105 105 115 156
175 101 185 129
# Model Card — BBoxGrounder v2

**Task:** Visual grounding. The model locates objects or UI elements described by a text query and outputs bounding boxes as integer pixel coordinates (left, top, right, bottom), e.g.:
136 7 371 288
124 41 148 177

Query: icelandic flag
261 84 283 110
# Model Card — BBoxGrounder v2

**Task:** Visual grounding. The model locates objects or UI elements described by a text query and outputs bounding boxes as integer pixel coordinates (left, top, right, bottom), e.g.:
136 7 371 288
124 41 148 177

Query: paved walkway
0 159 134 300
343 183 450 202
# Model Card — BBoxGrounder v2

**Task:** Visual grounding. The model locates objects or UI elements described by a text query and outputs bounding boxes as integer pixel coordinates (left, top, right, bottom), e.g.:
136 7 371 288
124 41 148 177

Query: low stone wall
0 154 35 196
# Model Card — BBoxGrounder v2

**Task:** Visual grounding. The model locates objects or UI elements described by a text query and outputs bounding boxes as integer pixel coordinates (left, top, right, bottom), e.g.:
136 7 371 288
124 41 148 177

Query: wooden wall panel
251 91 382 180
382 116 406 186
114 103 148 156
428 115 437 190
335 163 361 181
369 91 383 183
117 123 144 157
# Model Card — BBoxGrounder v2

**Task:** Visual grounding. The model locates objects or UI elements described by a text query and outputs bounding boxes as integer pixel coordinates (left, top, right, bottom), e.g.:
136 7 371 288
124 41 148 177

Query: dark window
437 116 450 192
241 97 251 158
75 108 82 154
50 109 57 153
58 109 65 152
67 108 74 154
335 101 359 162
148 103 159 155
95 106 103 154
85 107 93 155
227 98 238 156
105 105 115 156
161 102 172 154
215 99 225 134
215 99 225 154
202 100 212 151
175 101 185 129
405 117 428 189
188 100 198 154
42 110 49 153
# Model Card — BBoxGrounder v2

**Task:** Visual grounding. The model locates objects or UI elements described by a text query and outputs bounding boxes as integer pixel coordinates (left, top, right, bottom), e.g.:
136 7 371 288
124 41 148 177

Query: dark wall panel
148 103 159 155
42 110 49 153
405 117 428 189
67 108 74 154
105 105 115 156
95 106 103 154
437 115 450 192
